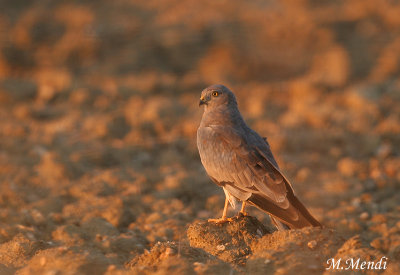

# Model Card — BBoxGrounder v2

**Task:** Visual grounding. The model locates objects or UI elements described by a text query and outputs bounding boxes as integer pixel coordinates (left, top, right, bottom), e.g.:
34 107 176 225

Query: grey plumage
197 84 321 230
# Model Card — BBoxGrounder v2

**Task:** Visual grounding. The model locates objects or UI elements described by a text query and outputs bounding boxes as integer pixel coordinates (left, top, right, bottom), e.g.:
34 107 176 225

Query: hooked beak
199 97 207 106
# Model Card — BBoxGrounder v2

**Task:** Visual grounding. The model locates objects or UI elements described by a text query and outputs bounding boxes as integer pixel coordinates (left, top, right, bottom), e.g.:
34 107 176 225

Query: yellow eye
212 91 219 97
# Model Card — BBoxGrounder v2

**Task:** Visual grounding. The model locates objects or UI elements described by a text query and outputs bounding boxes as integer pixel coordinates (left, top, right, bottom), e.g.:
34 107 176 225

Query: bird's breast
197 126 235 182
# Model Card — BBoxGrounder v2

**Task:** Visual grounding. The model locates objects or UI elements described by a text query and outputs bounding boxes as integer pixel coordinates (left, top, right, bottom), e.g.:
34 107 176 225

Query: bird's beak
199 97 207 106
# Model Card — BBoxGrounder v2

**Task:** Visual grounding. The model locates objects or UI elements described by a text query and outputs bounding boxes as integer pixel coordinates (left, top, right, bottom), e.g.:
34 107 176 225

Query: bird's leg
208 197 232 223
239 201 248 216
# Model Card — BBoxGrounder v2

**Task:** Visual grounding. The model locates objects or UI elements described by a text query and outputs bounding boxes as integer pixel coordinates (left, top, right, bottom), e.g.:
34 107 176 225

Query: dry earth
0 0 400 274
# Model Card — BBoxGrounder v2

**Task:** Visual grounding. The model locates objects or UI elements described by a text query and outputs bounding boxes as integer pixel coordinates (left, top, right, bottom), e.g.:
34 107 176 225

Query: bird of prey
197 84 322 230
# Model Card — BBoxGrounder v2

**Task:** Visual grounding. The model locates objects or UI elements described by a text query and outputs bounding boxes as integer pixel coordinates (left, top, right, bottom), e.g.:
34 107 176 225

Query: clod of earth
187 214 271 265
187 214 353 274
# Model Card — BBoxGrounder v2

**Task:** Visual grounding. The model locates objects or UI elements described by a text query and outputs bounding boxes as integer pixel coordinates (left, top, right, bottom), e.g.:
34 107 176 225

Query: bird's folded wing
208 125 291 209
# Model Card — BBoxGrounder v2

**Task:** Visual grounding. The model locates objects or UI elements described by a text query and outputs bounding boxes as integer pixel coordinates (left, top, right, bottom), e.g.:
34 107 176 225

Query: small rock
337 157 358 177
165 247 175 256
376 143 392 158
107 265 116 271
307 240 317 250
217 244 225 251
296 167 310 182
193 262 205 273
31 209 46 225
360 212 369 220
351 197 361 207
57 246 68 253
26 232 36 240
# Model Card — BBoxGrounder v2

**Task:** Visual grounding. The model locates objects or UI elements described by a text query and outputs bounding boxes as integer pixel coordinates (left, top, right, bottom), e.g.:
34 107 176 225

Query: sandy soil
0 0 400 274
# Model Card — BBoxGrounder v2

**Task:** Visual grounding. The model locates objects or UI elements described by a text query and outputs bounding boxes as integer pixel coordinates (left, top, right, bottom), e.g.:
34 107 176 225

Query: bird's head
199 84 237 110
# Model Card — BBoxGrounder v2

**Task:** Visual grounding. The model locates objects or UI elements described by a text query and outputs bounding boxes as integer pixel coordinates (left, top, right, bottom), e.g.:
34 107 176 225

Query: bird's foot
208 217 233 224
238 211 249 217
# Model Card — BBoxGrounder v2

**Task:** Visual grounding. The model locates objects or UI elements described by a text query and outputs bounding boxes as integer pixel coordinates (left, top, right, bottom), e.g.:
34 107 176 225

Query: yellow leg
208 197 232 223
221 197 229 219
239 201 248 216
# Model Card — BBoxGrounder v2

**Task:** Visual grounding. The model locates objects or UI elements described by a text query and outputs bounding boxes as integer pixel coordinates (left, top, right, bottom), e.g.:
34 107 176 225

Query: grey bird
197 84 322 230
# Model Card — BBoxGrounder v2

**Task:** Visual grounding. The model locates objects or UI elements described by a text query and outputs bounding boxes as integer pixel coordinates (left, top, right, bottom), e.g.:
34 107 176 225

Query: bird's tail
248 190 322 229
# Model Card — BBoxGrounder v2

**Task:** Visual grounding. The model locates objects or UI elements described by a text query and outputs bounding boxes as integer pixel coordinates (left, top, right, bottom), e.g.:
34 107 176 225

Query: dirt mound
187 214 271 265
187 215 346 273
247 227 345 274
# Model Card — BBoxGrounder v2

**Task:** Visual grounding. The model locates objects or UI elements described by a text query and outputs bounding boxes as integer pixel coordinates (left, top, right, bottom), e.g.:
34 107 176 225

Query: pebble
26 232 36 240
216 244 225 251
193 262 205 268
337 157 358 176
193 262 206 273
107 265 116 271
360 212 369 220
307 240 317 249
165 247 175 256
57 246 68 253
376 143 392 158
351 197 361 207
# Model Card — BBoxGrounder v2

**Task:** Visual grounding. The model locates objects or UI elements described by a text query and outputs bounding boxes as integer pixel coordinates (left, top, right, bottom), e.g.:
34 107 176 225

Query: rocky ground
0 0 400 274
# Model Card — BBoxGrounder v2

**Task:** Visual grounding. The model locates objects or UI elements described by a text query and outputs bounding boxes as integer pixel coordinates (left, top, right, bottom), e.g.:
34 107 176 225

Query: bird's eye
212 91 219 97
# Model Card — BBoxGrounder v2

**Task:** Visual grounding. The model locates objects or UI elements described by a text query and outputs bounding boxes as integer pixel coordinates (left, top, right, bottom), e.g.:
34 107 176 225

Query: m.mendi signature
326 256 388 270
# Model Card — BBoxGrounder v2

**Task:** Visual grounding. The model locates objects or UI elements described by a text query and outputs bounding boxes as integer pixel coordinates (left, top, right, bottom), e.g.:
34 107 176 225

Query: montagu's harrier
197 84 321 230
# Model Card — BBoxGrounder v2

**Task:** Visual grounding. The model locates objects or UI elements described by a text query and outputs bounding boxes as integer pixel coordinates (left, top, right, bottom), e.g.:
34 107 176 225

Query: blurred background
0 0 399 274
